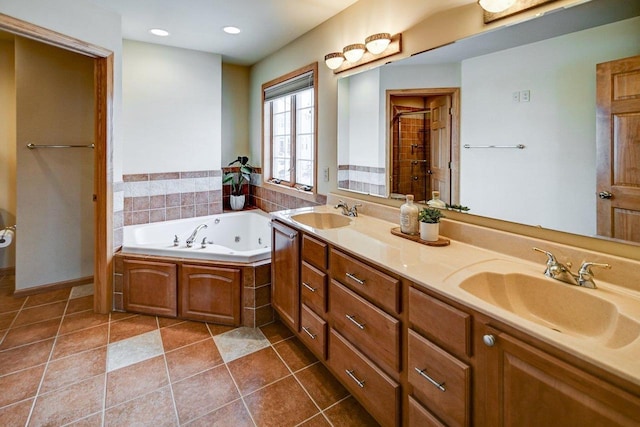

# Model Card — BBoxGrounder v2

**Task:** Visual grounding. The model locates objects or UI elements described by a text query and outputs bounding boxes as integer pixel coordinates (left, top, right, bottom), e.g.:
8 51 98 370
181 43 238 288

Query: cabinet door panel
180 264 241 325
271 220 300 331
301 261 327 315
123 259 177 317
484 328 640 427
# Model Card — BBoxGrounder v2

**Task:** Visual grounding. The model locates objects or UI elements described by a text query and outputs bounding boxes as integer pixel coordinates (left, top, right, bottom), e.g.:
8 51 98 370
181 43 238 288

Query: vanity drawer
409 286 471 358
329 280 400 374
328 329 400 427
302 234 328 270
408 396 446 427
300 304 327 360
408 329 470 427
330 248 400 315
301 261 327 315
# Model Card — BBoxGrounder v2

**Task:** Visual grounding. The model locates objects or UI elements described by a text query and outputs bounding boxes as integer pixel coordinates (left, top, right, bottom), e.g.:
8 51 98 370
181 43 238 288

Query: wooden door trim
386 87 460 205
0 13 113 313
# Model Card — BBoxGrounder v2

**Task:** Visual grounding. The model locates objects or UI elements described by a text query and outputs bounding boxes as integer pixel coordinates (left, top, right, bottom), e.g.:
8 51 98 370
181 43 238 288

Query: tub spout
186 224 208 248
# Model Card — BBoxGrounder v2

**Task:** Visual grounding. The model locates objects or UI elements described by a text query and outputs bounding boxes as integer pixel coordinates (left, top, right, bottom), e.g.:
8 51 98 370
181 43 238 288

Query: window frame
262 62 318 194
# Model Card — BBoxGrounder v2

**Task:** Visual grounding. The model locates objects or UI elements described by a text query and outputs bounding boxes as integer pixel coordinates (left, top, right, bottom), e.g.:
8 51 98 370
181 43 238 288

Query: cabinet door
271 220 300 332
481 327 640 427
180 264 241 325
123 259 177 317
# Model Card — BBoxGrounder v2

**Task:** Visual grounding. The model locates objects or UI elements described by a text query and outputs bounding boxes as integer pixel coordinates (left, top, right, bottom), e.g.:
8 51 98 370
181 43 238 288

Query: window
263 63 317 191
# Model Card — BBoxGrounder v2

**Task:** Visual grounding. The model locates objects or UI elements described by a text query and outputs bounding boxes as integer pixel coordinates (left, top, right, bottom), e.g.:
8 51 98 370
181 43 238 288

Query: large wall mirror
337 0 640 244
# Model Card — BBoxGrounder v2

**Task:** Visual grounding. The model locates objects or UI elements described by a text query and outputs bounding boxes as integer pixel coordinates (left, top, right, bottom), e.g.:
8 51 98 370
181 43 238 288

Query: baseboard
13 276 93 298
0 266 16 275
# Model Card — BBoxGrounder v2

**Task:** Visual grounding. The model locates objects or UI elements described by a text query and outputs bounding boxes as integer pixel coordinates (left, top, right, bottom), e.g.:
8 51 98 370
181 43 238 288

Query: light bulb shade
324 52 345 70
365 33 391 55
343 43 365 63
478 0 516 13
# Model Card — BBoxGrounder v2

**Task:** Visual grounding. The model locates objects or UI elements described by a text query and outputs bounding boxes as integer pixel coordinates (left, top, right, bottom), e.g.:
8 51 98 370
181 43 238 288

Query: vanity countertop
271 204 640 388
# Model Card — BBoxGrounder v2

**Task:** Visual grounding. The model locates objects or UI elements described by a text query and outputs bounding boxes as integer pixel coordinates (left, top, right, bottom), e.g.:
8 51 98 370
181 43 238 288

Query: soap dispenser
427 191 446 208
400 194 419 235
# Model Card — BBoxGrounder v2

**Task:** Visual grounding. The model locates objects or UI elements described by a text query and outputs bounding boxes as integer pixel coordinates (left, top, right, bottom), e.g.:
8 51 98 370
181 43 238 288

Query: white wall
122 40 222 174
0 39 16 269
346 69 381 167
460 17 640 236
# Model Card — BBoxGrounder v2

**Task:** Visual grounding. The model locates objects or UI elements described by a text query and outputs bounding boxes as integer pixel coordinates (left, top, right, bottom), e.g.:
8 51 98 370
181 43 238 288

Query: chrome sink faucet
533 248 611 289
186 224 208 248
334 200 362 217
533 247 578 286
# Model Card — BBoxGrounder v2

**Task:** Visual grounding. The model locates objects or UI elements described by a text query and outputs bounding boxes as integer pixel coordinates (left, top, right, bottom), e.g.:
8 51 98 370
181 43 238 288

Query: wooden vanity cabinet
271 220 300 332
179 264 241 325
478 324 640 427
123 259 177 317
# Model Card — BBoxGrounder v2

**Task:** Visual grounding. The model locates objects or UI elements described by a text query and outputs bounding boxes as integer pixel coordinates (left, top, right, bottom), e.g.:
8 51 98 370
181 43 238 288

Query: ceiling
88 0 360 65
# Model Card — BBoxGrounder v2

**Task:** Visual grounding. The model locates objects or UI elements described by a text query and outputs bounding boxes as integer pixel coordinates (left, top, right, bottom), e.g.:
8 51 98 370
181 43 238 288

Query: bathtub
122 210 272 263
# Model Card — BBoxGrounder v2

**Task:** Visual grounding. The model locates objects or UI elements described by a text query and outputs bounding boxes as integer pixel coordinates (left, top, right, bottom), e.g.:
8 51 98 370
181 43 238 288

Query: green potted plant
418 207 445 242
223 156 254 210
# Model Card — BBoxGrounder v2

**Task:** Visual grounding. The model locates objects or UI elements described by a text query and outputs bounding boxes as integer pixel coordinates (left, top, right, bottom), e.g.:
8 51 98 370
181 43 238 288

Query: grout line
24 291 72 426
222 360 258 427
158 315 181 426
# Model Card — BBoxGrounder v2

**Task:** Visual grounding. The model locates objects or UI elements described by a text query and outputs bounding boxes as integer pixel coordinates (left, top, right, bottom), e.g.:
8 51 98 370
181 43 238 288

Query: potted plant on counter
223 156 254 210
418 207 445 242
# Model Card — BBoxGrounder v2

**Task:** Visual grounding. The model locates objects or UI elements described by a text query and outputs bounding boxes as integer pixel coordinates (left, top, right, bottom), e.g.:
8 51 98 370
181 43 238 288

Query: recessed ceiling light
223 26 241 35
149 28 170 37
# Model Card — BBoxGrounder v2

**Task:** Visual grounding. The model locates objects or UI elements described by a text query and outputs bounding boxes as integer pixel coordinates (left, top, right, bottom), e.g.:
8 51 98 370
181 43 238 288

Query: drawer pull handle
301 326 316 339
346 272 366 285
302 282 317 292
345 314 366 330
415 367 446 392
345 369 365 388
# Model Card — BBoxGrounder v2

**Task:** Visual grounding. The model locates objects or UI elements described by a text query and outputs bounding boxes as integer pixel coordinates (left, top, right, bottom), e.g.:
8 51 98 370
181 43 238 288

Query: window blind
263 71 314 101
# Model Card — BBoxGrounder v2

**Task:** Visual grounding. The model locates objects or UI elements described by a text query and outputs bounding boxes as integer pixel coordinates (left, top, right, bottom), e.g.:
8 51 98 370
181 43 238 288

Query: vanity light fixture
324 52 345 70
478 0 516 13
365 33 391 55
343 43 366 63
149 28 170 37
324 33 402 73
223 26 241 34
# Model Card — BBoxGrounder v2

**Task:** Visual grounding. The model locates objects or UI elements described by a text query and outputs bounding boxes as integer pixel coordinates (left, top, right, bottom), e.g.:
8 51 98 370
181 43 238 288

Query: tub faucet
533 247 578 286
186 224 208 248
334 200 362 217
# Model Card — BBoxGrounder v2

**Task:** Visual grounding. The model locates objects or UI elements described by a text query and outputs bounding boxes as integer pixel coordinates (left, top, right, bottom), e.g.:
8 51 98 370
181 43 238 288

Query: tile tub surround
337 165 386 197
113 254 273 329
250 183 327 213
122 170 223 227
0 274 378 426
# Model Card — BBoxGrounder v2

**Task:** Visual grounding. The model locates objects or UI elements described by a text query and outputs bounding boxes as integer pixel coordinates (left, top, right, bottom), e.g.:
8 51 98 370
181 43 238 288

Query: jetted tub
122 210 272 263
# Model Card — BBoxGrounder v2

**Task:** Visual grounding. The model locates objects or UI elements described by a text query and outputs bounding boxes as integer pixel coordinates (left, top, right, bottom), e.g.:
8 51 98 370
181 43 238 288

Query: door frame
386 88 460 205
0 13 113 313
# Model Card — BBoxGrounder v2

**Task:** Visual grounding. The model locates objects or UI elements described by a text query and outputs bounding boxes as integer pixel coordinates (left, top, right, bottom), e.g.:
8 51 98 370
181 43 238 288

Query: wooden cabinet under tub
123 259 178 317
117 254 248 326
179 264 241 325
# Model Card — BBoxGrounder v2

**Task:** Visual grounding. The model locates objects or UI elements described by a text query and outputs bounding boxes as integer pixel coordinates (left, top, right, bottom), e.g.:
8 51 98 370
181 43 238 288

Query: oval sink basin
290 212 352 229
458 271 640 348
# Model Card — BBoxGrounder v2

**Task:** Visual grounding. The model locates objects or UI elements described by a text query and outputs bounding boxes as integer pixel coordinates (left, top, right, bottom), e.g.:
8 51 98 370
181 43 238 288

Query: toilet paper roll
0 229 14 248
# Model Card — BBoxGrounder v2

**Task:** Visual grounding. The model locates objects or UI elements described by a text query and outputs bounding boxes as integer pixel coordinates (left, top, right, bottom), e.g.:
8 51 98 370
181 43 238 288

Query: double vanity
270 198 640 426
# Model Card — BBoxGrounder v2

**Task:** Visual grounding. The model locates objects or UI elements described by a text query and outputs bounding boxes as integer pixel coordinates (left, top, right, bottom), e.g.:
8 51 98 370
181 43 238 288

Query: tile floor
0 273 379 426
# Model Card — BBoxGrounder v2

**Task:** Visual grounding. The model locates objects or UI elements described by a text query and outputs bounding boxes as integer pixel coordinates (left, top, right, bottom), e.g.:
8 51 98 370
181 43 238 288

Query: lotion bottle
400 194 419 235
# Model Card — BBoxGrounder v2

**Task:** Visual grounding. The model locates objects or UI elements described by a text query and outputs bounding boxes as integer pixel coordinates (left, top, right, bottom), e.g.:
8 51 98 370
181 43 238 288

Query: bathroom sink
290 212 352 229
457 269 640 348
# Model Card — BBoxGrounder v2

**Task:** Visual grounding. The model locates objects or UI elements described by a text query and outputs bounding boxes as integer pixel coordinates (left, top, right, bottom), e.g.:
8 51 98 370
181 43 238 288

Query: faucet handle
533 247 558 265
201 237 208 249
578 262 611 274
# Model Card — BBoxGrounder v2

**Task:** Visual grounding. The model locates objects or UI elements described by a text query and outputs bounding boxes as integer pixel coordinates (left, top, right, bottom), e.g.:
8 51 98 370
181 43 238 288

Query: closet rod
463 144 525 149
27 143 95 149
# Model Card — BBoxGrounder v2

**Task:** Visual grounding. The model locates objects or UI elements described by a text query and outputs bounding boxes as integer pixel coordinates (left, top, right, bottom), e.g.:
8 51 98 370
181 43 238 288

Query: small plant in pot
418 207 445 242
223 156 254 210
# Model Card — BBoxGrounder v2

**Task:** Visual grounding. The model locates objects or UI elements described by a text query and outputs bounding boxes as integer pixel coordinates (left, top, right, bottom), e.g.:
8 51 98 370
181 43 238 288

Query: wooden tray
390 227 450 247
